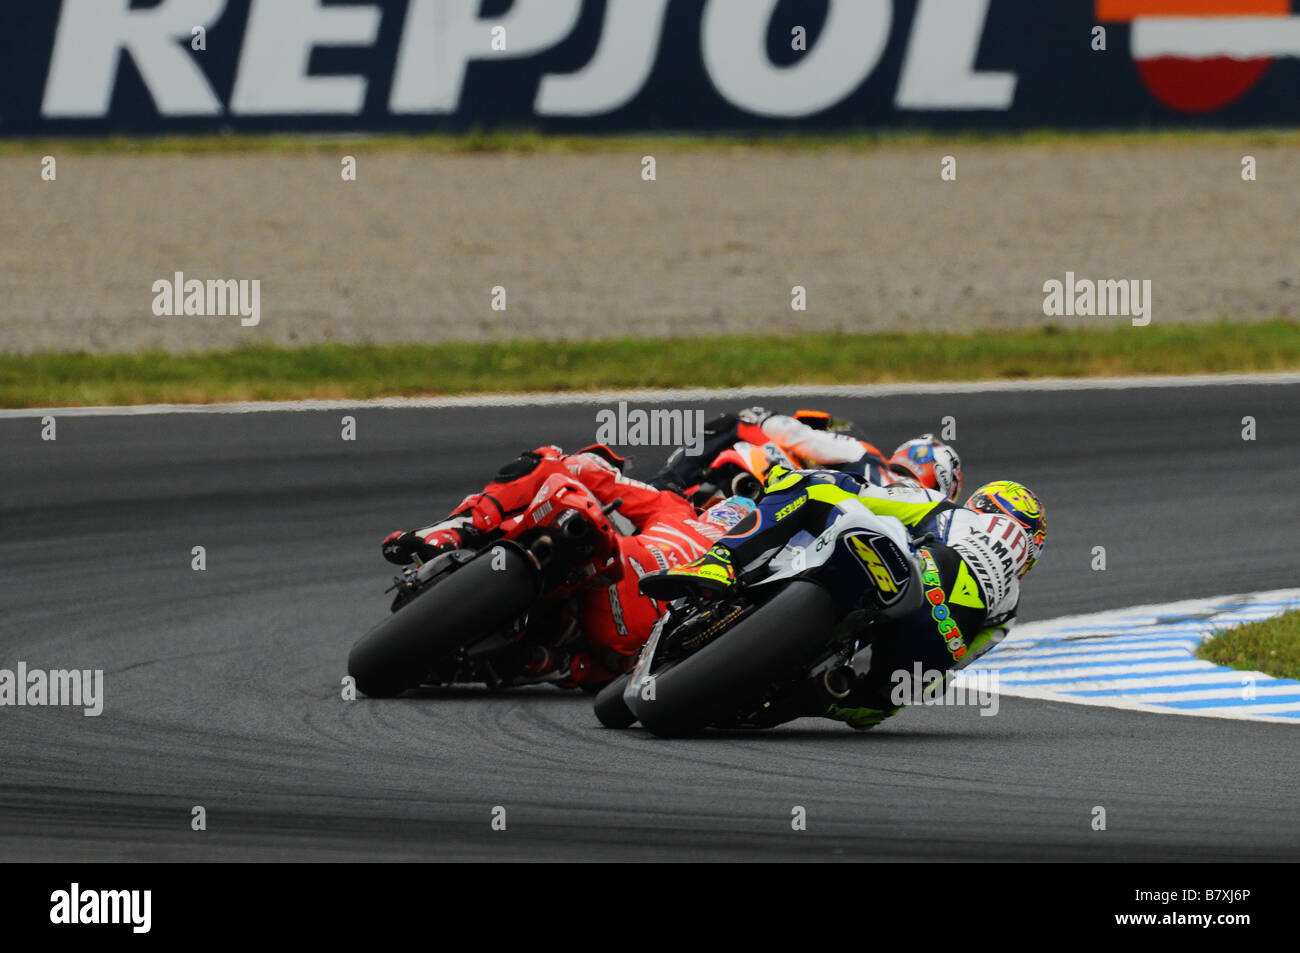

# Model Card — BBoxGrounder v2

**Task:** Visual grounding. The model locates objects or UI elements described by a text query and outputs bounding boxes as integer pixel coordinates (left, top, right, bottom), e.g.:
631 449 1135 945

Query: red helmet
888 435 963 501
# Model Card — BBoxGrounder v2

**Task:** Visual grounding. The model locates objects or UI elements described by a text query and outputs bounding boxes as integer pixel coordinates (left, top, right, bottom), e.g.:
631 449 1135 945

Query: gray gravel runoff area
1 382 1298 860
3 142 1298 354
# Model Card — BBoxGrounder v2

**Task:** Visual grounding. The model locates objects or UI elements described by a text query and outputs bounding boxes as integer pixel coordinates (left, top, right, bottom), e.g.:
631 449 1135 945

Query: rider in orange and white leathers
649 406 964 502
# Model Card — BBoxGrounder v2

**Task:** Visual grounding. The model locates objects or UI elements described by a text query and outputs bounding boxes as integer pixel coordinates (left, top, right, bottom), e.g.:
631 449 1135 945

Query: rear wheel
636 581 837 737
347 547 538 698
593 671 636 728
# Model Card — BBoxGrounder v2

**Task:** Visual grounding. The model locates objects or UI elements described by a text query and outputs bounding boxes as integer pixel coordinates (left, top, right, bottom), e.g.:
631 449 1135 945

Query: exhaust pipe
557 510 590 539
528 534 554 568
822 666 855 700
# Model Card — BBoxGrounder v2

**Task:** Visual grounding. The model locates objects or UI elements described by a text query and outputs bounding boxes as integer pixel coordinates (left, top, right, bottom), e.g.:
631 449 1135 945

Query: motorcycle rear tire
347 547 538 698
593 671 636 728
637 581 837 738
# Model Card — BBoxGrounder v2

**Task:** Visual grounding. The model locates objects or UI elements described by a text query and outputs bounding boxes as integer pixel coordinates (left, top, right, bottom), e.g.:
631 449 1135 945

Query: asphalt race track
2 383 1298 861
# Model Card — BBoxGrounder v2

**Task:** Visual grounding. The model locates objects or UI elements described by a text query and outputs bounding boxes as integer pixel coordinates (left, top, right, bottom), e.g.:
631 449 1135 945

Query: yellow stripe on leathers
808 483 939 529
768 475 949 549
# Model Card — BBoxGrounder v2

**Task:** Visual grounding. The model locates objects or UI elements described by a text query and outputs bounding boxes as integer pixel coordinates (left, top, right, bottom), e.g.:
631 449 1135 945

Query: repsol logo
39 0 1015 122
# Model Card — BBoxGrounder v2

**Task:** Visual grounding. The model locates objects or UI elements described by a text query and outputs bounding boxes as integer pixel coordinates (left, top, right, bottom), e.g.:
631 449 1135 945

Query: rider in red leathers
381 445 751 689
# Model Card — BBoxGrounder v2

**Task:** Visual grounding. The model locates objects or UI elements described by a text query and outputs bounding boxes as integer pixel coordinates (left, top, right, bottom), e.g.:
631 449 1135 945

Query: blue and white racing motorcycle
593 500 929 737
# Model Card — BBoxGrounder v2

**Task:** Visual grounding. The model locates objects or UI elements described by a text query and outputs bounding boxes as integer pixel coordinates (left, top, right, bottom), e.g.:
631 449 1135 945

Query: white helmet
888 435 963 501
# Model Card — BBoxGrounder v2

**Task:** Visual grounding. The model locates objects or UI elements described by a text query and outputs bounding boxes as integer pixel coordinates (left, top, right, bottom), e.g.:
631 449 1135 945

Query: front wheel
635 581 837 738
347 547 538 698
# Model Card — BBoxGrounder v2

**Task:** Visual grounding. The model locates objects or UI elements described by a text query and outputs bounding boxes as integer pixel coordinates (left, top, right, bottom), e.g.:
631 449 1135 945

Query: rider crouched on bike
640 466 1046 730
381 445 752 689
649 406 964 502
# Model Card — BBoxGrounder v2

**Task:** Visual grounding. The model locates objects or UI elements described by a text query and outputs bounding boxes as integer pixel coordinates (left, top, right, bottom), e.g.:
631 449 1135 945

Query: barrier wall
3 0 1299 135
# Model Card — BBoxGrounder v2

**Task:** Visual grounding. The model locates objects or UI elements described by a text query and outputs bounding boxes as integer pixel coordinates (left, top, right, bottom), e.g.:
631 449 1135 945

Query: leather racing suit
649 407 920 496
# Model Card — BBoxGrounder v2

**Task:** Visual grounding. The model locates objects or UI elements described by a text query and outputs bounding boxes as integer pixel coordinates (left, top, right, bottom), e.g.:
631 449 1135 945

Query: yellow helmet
966 480 1046 577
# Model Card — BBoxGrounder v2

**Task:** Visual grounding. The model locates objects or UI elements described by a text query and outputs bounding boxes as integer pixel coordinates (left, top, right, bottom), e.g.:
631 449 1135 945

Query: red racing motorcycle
347 474 625 698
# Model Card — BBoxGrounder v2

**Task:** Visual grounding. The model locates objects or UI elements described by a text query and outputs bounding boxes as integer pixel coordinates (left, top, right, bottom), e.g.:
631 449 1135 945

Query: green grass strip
2 320 1298 408
1198 609 1300 681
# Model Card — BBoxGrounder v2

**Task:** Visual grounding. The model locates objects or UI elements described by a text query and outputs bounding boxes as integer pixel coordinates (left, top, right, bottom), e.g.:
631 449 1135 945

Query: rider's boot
381 525 469 565
823 702 900 730
637 544 736 601
637 468 813 601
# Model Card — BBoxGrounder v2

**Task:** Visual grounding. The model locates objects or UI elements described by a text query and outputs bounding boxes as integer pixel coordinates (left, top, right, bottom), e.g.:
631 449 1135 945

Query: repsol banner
3 0 1299 135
